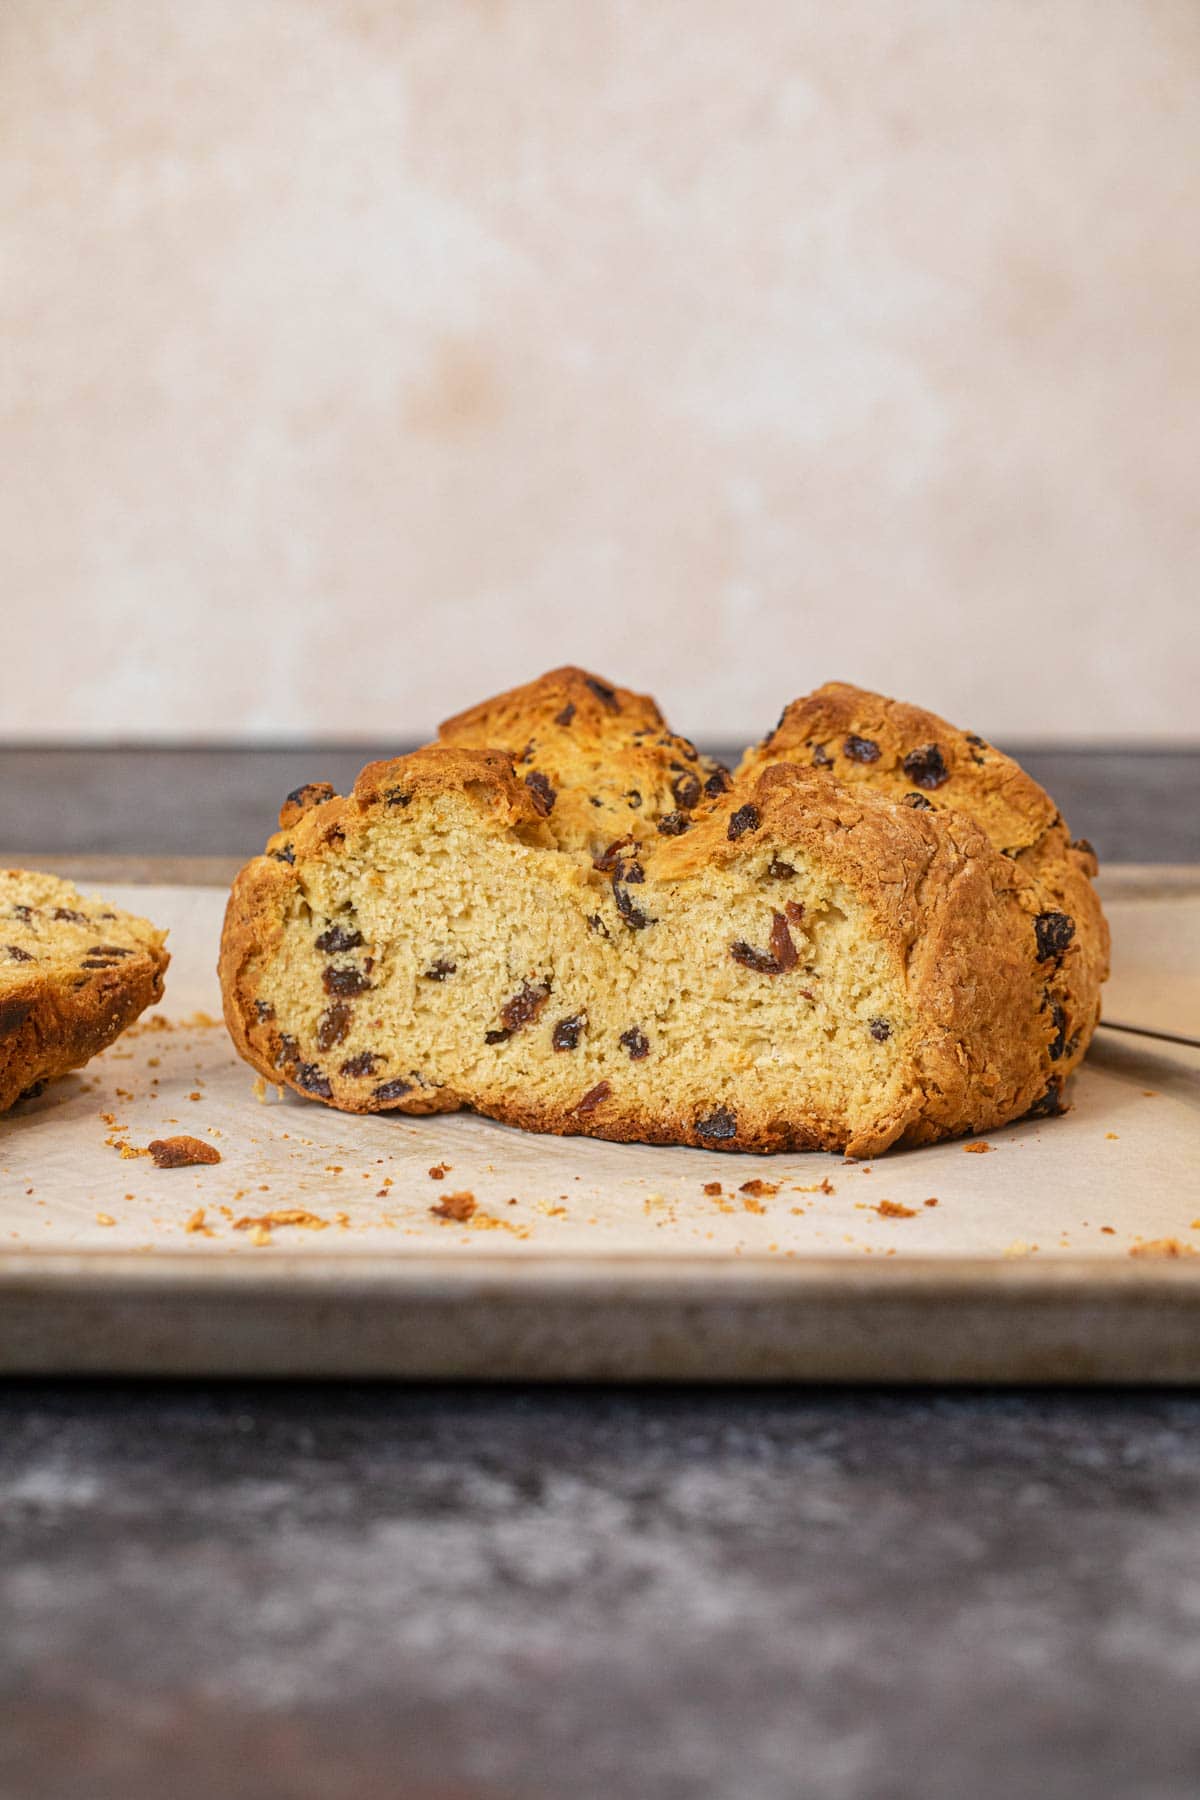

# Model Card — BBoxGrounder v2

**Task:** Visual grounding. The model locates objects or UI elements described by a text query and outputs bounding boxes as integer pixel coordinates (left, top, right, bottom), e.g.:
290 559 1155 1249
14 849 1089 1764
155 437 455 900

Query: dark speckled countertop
1 746 1199 1800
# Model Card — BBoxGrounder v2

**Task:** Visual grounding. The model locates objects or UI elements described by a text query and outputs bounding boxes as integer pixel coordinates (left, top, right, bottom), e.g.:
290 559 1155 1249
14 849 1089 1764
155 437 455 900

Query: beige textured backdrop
3 0 1198 743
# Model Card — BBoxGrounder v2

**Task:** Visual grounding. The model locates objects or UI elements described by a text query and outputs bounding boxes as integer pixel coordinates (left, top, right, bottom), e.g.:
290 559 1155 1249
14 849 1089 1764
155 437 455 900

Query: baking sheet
1 875 1198 1380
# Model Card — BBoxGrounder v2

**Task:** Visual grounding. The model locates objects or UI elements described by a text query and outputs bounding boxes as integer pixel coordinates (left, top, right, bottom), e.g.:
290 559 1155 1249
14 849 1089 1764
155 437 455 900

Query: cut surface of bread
219 670 1108 1157
0 871 169 1111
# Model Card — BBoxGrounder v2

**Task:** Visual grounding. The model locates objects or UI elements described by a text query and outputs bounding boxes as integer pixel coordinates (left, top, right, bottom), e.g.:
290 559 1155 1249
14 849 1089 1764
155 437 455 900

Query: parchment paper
1 884 1197 1263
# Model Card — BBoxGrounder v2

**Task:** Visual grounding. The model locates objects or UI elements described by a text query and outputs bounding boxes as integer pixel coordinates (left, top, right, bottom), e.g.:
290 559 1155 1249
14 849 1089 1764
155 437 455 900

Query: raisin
586 914 610 939
271 845 296 864
373 1077 413 1104
80 959 114 969
731 910 797 975
1035 912 1075 960
696 1107 736 1140
593 835 635 873
11 905 34 922
585 677 620 711
869 1017 892 1042
966 733 987 747
768 911 798 971
340 1051 382 1077
87 944 132 957
6 946 34 961
619 859 645 884
555 701 576 727
625 790 643 809
672 771 702 810
518 740 536 766
730 941 778 974
613 877 653 930
1047 999 1068 1061
52 907 86 923
322 965 371 997
728 804 761 841
295 1062 333 1099
553 1014 584 1051
499 980 551 1034
275 1034 299 1068
485 1028 511 1045
577 1080 612 1113
619 1026 650 1061
1072 837 1096 857
657 811 690 836
704 765 732 797
424 959 456 981
524 770 556 816
901 743 949 790
0 999 32 1034
254 999 275 1022
784 900 805 925
284 781 335 815
843 735 880 763
384 788 412 808
903 793 933 810
315 924 363 954
316 1003 352 1051
1026 1082 1065 1120
767 857 795 879
811 744 832 768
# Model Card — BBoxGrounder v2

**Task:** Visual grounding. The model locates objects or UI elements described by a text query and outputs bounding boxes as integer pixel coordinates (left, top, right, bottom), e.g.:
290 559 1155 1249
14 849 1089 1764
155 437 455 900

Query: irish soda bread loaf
219 670 1108 1157
0 871 169 1112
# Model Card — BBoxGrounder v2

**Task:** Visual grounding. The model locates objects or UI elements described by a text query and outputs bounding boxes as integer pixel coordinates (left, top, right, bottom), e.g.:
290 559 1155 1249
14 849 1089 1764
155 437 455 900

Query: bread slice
219 669 1108 1157
0 871 169 1111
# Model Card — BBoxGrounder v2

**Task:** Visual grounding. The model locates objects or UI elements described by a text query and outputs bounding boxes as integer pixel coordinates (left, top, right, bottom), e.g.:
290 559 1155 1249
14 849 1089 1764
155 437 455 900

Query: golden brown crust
0 872 169 1112
219 669 1109 1155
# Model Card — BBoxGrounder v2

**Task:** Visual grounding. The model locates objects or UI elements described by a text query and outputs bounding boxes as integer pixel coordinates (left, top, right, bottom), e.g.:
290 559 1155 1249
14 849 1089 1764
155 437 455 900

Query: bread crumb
742 1196 766 1214
428 1163 451 1180
148 1136 222 1169
1129 1238 1198 1259
234 1208 328 1233
740 1179 779 1198
703 1181 722 1196
873 1200 917 1219
963 1142 993 1154
185 1208 215 1238
924 1197 939 1208
794 1177 835 1195
1105 1133 1119 1140
431 1190 476 1222
1100 1226 1116 1235
95 1212 116 1227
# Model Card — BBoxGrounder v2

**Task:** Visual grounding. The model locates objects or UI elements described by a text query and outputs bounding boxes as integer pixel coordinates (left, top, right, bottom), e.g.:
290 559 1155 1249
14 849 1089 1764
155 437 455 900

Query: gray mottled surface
2 751 1198 1800
2 744 1197 862
4 1386 1200 1800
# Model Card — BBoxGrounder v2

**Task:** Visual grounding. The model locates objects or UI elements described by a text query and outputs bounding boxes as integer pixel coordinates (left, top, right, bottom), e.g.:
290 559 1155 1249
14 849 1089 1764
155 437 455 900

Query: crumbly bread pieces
0 871 169 1111
219 670 1108 1156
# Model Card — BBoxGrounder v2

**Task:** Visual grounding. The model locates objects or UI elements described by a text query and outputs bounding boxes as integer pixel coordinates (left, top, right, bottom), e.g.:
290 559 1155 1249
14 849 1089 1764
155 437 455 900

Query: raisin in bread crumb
219 668 1108 1157
0 871 169 1112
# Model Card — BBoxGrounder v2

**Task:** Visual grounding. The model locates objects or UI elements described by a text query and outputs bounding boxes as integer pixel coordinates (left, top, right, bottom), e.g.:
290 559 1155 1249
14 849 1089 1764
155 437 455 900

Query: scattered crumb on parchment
794 1177 835 1195
185 1208 215 1238
963 1142 993 1155
924 1198 939 1208
873 1200 917 1219
1005 1240 1039 1257
428 1163 451 1180
740 1179 779 1198
1129 1238 1198 1259
95 1212 116 1227
1105 1133 1119 1141
148 1136 221 1169
431 1191 476 1223
702 1182 722 1196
